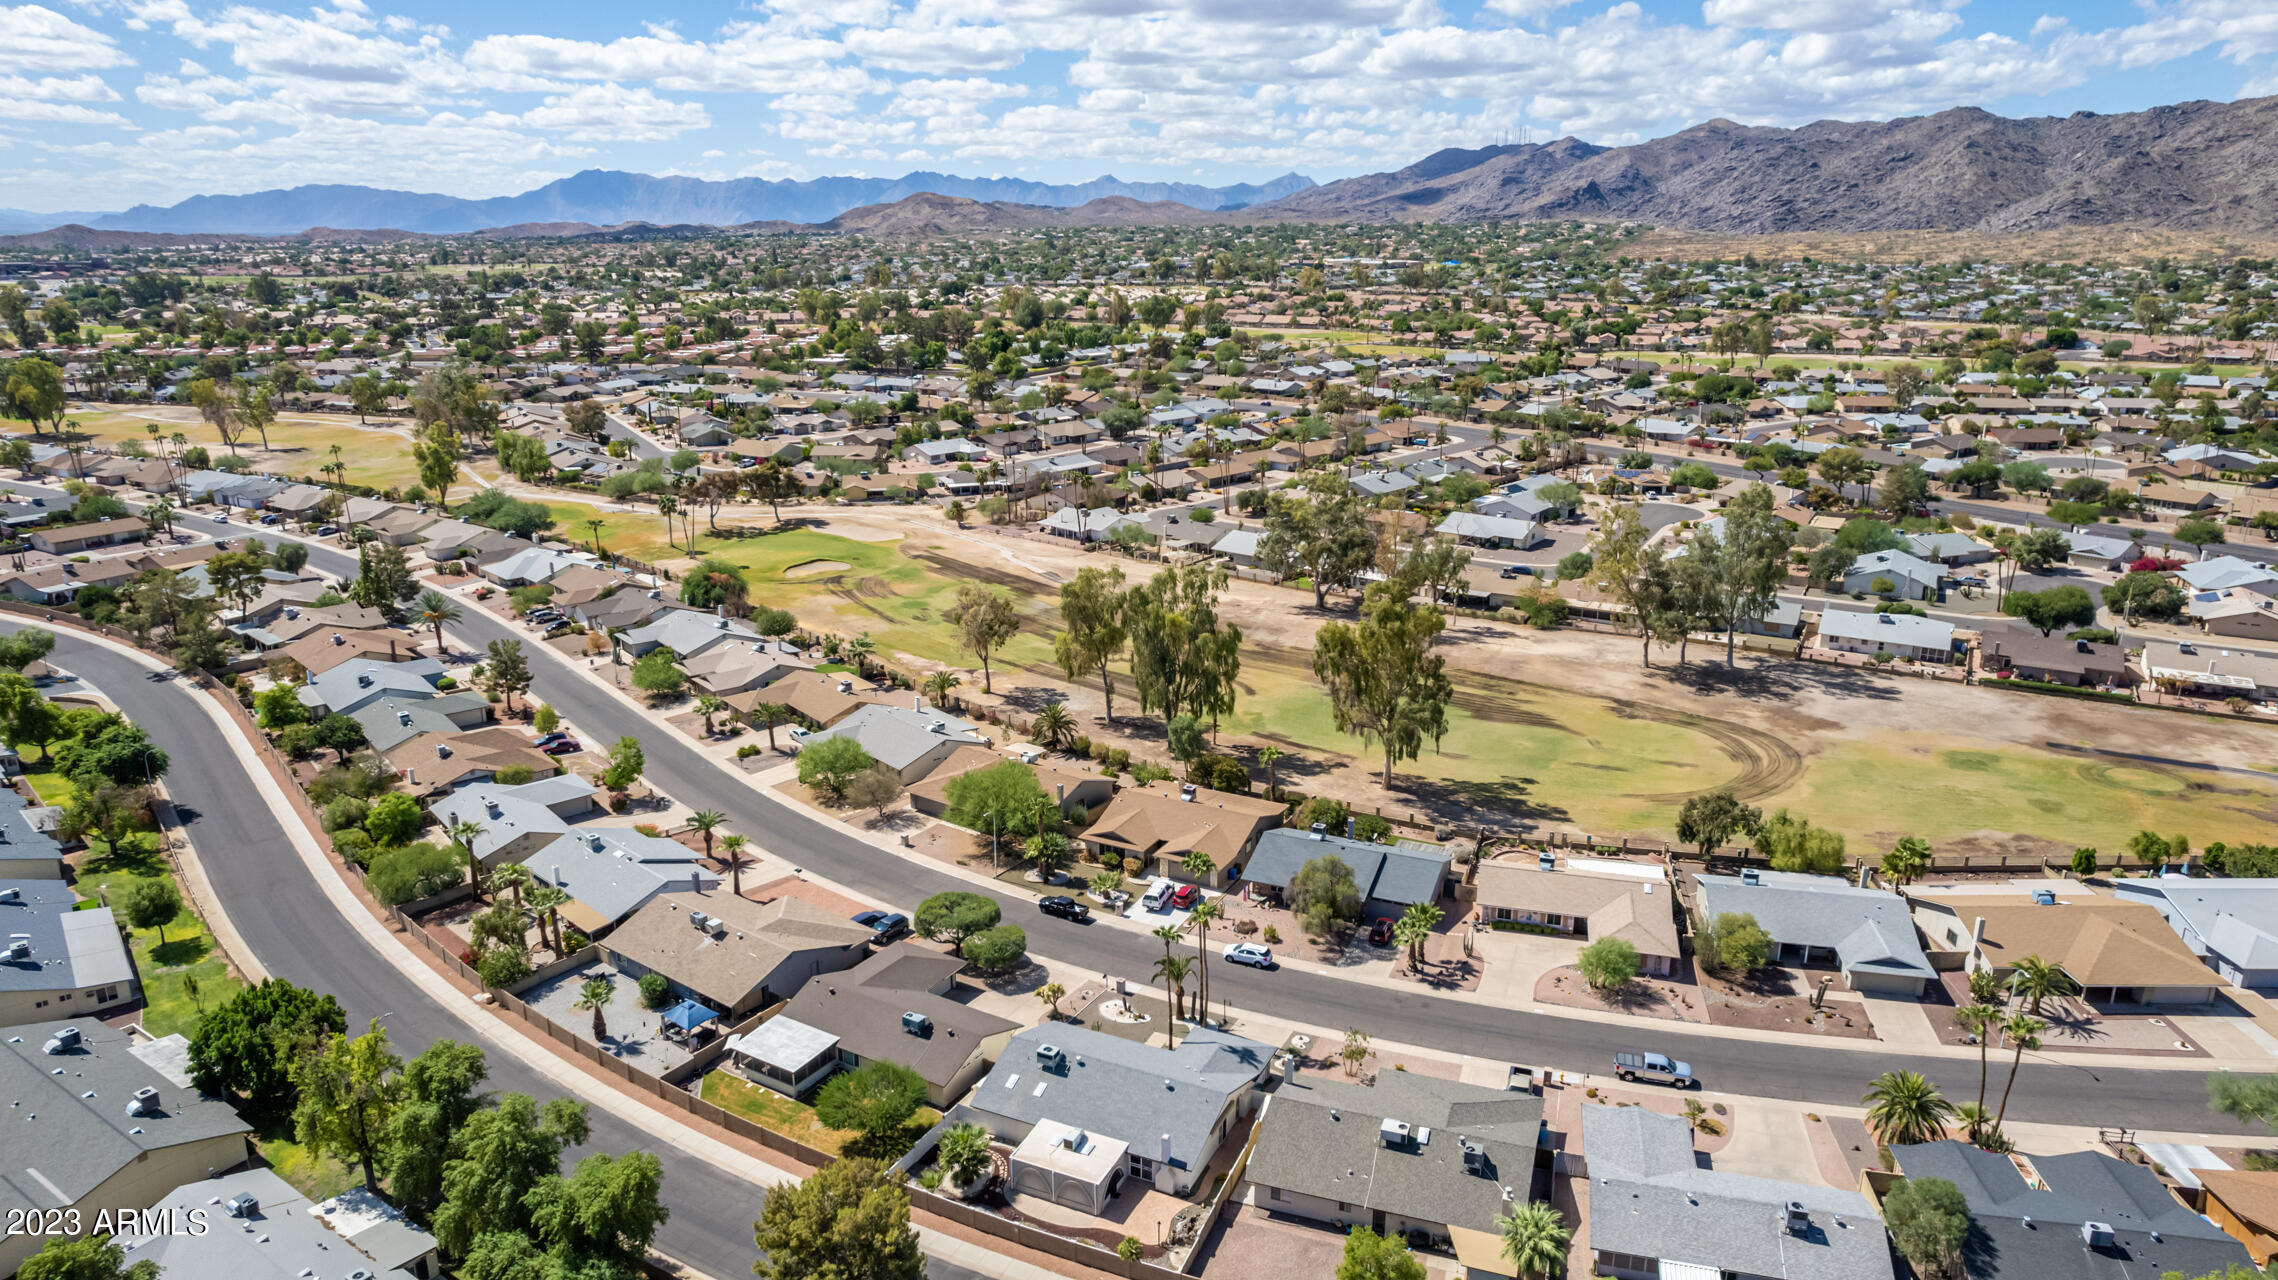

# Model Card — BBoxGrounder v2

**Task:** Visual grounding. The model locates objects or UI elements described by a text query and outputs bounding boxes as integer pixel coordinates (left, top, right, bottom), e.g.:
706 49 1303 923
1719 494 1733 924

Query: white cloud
521 83 710 142
4 3 134 71
0 72 122 101
0 99 132 126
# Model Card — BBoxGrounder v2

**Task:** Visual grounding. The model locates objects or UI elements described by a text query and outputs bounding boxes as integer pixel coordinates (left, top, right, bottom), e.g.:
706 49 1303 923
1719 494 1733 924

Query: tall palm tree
585 517 606 558
693 694 726 737
1954 1001 2002 1119
1993 1013 2048 1134
1497 1202 1570 1279
574 975 615 1043
414 589 461 655
1863 1070 1955 1149
686 810 724 861
1396 900 1444 970
447 819 487 896
525 882 569 956
1257 745 1283 801
1152 924 1184 1043
718 833 750 898
1188 899 1220 1027
750 702 790 752
2007 955 2075 1016
490 862 532 919
922 670 962 710
1032 702 1076 750
1154 953 1191 1025
656 495 678 549
846 633 877 680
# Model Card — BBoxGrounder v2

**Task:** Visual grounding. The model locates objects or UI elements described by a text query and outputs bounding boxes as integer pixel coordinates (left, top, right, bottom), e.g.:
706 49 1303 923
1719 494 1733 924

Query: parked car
851 910 910 942
1613 1051 1696 1089
1141 880 1177 911
533 731 572 748
211 512 230 523
316 524 338 535
1223 942 1275 969
258 513 283 525
539 737 583 756
1367 917 1395 947
1169 883 1200 910
1038 896 1091 922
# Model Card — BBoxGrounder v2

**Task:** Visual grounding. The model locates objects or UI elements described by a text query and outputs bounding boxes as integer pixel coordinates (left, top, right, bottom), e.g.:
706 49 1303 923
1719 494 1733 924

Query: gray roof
1694 871 1934 981
620 608 762 659
1245 1071 1543 1233
348 689 490 752
2112 876 2278 975
296 656 446 714
730 1014 840 1073
429 775 597 863
802 703 987 770
1894 1140 2249 1280
1585 1105 1894 1280
0 881 135 997
0 789 64 865
526 828 720 925
1816 607 1956 654
780 942 1018 1089
971 1025 1270 1177
0 1018 252 1219
1242 828 1450 910
119 1166 437 1280
1845 548 1944 588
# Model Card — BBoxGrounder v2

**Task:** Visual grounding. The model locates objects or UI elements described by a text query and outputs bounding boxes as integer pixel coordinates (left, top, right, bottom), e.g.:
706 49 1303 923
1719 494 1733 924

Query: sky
6 0 2278 211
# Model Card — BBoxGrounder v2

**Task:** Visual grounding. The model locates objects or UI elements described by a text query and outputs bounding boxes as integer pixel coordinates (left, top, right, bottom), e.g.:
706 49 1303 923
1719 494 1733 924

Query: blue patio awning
660 999 719 1031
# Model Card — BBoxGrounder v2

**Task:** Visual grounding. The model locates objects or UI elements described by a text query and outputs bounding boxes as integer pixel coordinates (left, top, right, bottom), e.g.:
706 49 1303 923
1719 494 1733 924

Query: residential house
2190 590 2278 641
1694 870 1936 995
1240 827 1452 922
2196 1169 2278 1266
1815 608 1957 663
1980 632 2132 687
1081 781 1283 888
294 656 448 716
2064 531 2146 572
427 774 602 867
797 703 990 784
1434 511 1544 550
2139 483 2224 516
2112 877 2278 989
1901 531 1994 566
735 943 1020 1106
1889 1140 2249 1280
0 791 67 879
957 1025 1272 1210
617 608 763 662
2138 640 2278 701
1840 549 1944 601
907 746 1115 827
347 686 495 753
116 1167 442 1279
277 627 422 675
680 639 811 697
525 828 724 937
1243 1072 1545 1272
1909 884 2222 1004
1472 853 1681 975
727 669 886 730
386 726 559 798
602 891 875 1020
26 517 147 555
1586 1104 1894 1280
0 880 139 1023
0 1018 256 1276
477 546 599 588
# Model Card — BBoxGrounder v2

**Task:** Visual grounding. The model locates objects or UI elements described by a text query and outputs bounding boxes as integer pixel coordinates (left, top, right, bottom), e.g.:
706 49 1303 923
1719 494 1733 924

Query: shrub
321 796 369 832
1578 937 1640 990
331 828 372 866
963 924 1028 974
1116 1238 1144 1262
914 891 1002 954
736 743 763 759
366 842 463 906
1263 924 1282 945
639 973 670 1009
1290 795 1350 834
364 792 424 846
1352 813 1392 843
1695 911 1772 975
475 947 531 989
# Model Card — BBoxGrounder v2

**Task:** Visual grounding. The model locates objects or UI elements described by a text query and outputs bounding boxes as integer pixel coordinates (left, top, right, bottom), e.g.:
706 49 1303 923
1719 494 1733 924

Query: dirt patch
1702 970 1877 1039
783 558 851 579
1537 966 1710 1022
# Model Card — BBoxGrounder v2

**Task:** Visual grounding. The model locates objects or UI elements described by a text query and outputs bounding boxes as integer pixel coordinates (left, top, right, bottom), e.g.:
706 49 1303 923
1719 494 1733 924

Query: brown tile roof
1082 781 1282 872
604 892 874 1010
1472 857 1682 958
1965 897 2216 989
281 627 422 674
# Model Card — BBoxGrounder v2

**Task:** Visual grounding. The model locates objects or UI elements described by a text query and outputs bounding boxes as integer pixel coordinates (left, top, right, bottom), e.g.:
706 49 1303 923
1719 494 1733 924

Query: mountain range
48 169 1314 237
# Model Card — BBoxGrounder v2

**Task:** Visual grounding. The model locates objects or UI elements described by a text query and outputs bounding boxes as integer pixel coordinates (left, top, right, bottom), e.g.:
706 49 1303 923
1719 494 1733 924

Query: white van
1141 879 1176 911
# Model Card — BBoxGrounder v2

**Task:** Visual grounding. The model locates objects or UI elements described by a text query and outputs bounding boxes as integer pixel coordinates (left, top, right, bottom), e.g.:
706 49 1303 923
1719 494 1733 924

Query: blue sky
6 0 2278 210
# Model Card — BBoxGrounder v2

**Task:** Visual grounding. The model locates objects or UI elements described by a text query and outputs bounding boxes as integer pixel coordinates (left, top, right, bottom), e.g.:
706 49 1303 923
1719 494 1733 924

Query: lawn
254 1115 360 1201
64 414 423 490
700 1069 939 1159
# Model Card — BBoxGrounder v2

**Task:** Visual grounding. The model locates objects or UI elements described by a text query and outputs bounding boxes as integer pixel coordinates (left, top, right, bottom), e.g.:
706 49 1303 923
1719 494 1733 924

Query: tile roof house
1585 1104 1892 1280
602 891 875 1019
958 1025 1272 1208
1890 1140 2249 1280
1243 1071 1545 1273
1081 781 1284 887
1241 827 1452 920
0 1018 256 1276
2111 876 2278 988
0 881 140 1023
1695 870 1935 995
797 703 989 783
1472 853 1681 975
1909 885 2223 1004
525 828 723 936
757 942 1020 1107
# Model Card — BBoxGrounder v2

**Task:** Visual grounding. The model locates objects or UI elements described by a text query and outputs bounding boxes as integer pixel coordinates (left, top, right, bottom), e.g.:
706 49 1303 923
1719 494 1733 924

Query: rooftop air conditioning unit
1461 1138 1487 1173
1180 784 1197 802
1538 852 1556 872
2 939 30 961
2033 888 2057 906
837 679 853 694
0 887 17 904
1786 1201 1811 1236
690 909 710 930
42 1025 80 1054
1037 1044 1066 1069
1309 823 1327 840
901 1011 933 1037
223 1192 259 1219
1379 1118 1412 1148
356 672 373 687
125 1086 160 1116
2082 1221 2115 1249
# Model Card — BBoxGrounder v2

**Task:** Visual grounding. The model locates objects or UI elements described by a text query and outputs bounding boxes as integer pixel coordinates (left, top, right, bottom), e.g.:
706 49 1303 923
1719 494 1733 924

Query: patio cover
660 999 720 1032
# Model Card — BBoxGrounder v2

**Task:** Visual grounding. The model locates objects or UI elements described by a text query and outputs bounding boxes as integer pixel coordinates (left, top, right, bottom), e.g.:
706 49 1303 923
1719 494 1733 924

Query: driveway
1471 927 1580 1005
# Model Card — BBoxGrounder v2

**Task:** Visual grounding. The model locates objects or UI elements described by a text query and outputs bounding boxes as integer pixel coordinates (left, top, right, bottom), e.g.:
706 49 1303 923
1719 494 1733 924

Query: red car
1169 883 1200 910
1368 917 1395 947
539 738 583 755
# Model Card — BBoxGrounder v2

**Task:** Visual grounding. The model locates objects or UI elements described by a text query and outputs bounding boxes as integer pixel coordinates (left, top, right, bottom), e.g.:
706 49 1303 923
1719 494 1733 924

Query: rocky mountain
66 168 1314 236
1252 97 2278 232
816 193 1215 235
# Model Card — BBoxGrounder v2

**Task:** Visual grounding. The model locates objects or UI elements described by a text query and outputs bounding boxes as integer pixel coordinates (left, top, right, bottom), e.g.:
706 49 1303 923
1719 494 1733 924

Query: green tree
680 557 749 612
188 978 347 1109
291 1019 403 1192
2006 954 2076 1014
1757 808 1846 875
2176 518 2227 559
118 876 182 946
1257 474 1379 608
1882 1176 1972 1280
946 582 1019 693
17 1237 159 1280
1589 503 1667 667
2071 847 2099 878
1695 911 1771 976
2210 1073 2278 1131
963 923 1028 974
383 1039 491 1217
1676 791 1762 858
573 975 615 1042
2005 584 2098 635
483 637 532 713
814 1059 929 1144
1054 565 1128 724
935 1122 992 1189
350 541 417 620
631 649 687 697
598 735 645 793
524 1149 670 1271
913 891 1001 955
1290 855 1362 935
1497 1202 1571 1279
750 1158 925 1280
1338 1226 1426 1280
1123 562 1242 725
414 589 462 652
0 627 57 671
942 760 1054 838
796 734 875 803
1692 483 1795 665
1312 588 1453 786
412 420 467 509
1882 835 1931 886
366 791 424 846
432 1093 593 1257
1864 1070 1955 1148
1992 1012 2046 1132
1578 936 1640 991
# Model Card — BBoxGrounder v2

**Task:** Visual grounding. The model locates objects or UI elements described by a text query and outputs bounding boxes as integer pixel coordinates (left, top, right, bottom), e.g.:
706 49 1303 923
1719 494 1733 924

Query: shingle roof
779 943 1018 1088
526 829 721 925
801 703 988 771
1243 828 1449 909
970 1026 1269 1177
0 882 134 996
1695 871 1933 981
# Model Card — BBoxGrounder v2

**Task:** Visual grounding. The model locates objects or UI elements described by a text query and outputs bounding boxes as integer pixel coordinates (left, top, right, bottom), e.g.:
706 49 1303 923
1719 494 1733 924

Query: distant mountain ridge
67 168 1315 236
1250 96 2278 232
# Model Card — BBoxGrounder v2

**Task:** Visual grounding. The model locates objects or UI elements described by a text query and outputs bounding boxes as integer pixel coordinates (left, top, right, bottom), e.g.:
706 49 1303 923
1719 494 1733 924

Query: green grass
67 415 422 490
253 1115 360 1201
64 790 249 1037
700 1070 940 1158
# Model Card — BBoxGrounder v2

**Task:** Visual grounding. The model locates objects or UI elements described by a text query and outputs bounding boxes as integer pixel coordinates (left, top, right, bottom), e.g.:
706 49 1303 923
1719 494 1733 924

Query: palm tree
749 702 790 752
586 517 606 558
718 833 750 898
1152 924 1184 1042
693 694 726 737
1395 900 1443 970
922 670 962 710
490 862 532 919
1993 1013 2047 1134
522 882 566 955
2006 955 2075 1015
656 495 678 549
1952 1102 1994 1146
1180 849 1213 888
1154 953 1192 1025
1188 899 1220 1027
686 809 724 861
414 589 461 655
846 633 877 680
1954 1001 2002 1119
447 819 487 895
1863 1070 1955 1149
574 975 615 1043
1257 745 1283 801
1497 1202 1571 1279
1032 702 1076 750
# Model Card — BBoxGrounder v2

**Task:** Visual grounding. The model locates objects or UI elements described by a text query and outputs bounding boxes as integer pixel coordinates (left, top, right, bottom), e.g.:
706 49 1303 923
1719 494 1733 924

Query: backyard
699 1068 939 1159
